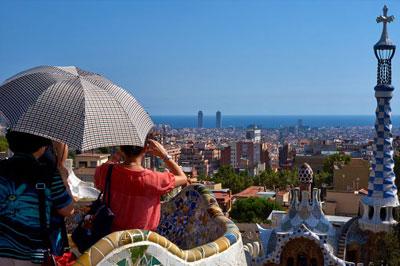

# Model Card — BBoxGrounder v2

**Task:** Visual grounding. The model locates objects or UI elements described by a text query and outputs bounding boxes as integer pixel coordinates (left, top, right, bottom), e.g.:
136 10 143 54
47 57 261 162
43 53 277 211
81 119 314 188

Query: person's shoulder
142 169 159 176
138 169 158 181
100 161 113 168
97 161 115 172
146 170 174 180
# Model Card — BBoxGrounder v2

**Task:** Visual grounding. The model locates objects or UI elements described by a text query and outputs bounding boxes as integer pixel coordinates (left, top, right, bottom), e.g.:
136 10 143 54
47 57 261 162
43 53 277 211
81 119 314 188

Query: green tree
196 173 210 181
239 170 253 189
313 171 330 187
68 150 76 161
0 136 8 152
213 165 253 194
322 153 351 185
254 169 298 190
277 169 298 189
254 169 278 189
230 197 283 223
371 223 400 265
323 153 351 174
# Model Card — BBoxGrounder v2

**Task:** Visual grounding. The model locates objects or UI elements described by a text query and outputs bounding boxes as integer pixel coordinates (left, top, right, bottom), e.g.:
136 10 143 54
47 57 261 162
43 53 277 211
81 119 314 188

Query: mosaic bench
74 184 246 265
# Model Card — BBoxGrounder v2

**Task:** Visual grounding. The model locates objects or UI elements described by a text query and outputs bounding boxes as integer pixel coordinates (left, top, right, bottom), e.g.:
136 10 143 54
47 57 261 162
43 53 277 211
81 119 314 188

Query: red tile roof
233 186 267 198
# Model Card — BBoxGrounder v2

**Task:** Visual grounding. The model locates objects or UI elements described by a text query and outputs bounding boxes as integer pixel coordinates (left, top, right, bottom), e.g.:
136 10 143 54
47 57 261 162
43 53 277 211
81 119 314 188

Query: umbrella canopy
0 66 153 151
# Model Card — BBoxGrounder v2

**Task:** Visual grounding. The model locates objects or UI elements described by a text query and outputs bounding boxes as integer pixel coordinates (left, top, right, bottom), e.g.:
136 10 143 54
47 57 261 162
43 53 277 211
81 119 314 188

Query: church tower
359 5 399 233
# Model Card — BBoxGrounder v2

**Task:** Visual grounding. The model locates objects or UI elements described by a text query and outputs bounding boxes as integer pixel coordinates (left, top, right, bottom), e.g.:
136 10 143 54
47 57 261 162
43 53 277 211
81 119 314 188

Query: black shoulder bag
72 165 115 253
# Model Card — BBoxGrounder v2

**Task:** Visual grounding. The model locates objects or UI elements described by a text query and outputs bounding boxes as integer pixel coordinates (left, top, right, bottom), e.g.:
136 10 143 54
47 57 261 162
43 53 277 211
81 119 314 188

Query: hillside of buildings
63 124 400 217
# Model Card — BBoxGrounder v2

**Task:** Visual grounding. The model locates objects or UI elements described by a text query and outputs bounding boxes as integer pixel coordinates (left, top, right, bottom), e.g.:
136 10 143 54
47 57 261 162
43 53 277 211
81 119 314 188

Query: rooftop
233 186 274 199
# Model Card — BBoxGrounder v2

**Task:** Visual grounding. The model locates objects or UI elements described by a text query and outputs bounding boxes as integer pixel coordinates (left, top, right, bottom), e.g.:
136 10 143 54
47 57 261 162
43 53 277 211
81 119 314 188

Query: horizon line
150 114 386 117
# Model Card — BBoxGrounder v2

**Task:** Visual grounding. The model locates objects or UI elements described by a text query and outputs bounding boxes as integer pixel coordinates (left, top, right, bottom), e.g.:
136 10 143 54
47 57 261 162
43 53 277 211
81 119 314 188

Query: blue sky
1 0 400 115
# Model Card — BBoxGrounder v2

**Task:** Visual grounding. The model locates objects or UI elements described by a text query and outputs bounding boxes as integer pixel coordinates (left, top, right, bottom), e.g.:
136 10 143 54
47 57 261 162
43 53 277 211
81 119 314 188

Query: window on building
380 207 387 221
368 206 374 219
89 161 97 168
297 254 308 266
78 161 88 168
311 258 318 266
346 249 359 263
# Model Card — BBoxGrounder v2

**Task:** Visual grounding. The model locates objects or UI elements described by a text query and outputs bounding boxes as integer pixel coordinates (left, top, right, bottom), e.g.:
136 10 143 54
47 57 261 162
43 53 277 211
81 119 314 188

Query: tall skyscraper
359 5 399 232
216 111 222 128
279 143 289 168
197 110 203 128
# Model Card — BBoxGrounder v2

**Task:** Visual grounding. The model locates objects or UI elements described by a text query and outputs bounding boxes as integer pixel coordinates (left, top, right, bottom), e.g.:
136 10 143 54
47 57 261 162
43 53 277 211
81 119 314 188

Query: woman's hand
52 141 68 168
52 141 75 201
147 139 189 187
52 141 69 181
146 139 168 158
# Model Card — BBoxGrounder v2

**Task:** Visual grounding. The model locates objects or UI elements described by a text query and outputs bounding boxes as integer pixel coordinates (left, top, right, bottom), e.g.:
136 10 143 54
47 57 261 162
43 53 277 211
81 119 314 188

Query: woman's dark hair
6 130 51 154
120 145 145 157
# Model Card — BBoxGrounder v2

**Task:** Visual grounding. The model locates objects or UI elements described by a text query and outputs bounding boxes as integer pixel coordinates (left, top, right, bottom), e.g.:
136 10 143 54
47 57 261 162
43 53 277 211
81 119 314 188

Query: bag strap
54 144 70 252
60 215 70 252
103 164 114 207
38 183 71 255
36 182 51 248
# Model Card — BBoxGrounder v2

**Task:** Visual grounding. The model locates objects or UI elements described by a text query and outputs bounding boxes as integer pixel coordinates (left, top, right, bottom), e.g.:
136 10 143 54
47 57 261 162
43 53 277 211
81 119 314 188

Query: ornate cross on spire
377 5 394 24
374 5 395 55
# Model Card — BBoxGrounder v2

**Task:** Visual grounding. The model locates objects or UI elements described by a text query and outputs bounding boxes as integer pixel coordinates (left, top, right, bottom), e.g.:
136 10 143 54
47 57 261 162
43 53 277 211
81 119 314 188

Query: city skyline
2 1 400 116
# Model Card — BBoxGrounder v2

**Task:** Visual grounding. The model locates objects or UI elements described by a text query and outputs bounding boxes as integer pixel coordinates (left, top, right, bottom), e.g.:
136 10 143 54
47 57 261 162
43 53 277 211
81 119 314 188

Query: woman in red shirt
94 139 189 232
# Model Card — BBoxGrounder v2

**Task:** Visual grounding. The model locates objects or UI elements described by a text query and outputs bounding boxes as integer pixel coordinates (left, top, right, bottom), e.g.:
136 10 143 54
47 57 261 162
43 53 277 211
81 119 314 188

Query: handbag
72 165 115 253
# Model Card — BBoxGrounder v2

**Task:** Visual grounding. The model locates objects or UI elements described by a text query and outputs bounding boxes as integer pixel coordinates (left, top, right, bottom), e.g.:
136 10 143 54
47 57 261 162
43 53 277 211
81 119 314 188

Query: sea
151 115 400 129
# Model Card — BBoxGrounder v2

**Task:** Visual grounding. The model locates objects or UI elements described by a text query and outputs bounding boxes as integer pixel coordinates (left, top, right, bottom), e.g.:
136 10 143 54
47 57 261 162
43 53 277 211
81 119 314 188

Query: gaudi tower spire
359 5 399 232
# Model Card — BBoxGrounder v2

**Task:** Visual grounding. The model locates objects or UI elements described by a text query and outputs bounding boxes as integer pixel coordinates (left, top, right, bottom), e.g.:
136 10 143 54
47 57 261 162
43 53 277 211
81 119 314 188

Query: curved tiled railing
74 185 245 265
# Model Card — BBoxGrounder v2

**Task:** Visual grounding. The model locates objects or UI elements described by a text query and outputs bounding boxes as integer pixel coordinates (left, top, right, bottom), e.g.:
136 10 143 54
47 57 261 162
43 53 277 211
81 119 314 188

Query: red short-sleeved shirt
94 163 175 232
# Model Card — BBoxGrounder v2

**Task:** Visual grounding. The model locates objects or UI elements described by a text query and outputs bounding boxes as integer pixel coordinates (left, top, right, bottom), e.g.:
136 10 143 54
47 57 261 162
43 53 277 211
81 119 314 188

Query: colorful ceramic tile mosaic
157 185 226 249
74 184 244 265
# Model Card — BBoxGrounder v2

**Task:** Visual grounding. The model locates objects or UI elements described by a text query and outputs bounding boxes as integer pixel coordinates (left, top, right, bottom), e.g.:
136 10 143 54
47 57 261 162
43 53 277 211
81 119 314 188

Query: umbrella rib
81 76 152 147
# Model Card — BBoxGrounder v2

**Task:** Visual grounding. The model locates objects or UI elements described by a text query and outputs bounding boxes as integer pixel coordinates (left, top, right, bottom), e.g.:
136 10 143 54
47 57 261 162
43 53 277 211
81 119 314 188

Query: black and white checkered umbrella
0 66 153 151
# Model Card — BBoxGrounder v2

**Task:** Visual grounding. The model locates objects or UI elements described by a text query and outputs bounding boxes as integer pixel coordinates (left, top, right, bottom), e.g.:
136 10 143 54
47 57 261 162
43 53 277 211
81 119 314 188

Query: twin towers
197 110 222 128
